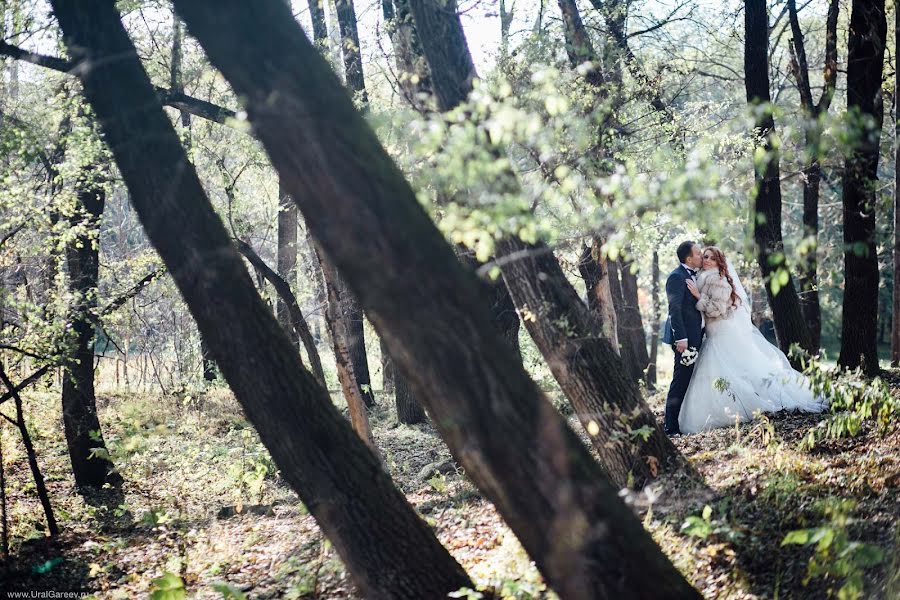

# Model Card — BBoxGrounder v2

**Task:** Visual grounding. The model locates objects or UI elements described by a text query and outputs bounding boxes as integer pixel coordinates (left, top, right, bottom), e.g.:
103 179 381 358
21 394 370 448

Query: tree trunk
51 3 472 597
173 0 701 595
383 0 432 111
0 365 58 536
200 337 216 381
343 293 375 407
608 258 643 382
277 179 301 350
839 0 886 375
334 0 367 103
647 249 661 388
62 173 121 489
307 0 328 43
787 0 839 354
379 336 395 393
236 239 326 386
744 0 814 363
314 243 381 454
618 259 651 386
394 366 425 424
498 237 687 487
893 0 900 368
577 240 619 350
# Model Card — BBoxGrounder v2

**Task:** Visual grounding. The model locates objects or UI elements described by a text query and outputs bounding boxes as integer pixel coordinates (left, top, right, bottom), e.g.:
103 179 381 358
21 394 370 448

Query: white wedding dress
678 261 827 434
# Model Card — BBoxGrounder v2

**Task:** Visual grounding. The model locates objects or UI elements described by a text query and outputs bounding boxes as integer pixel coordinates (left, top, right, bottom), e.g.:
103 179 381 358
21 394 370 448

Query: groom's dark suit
664 264 704 434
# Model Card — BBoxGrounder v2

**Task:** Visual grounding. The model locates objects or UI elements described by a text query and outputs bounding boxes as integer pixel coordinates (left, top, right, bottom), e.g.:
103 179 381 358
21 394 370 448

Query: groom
663 241 704 436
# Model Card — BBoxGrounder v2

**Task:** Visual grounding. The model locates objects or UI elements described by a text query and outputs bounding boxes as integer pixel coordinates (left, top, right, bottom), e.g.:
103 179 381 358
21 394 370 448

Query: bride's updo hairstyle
703 246 741 308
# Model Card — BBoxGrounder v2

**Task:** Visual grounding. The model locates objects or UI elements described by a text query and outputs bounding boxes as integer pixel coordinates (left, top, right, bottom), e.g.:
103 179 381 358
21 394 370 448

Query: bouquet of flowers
680 346 699 367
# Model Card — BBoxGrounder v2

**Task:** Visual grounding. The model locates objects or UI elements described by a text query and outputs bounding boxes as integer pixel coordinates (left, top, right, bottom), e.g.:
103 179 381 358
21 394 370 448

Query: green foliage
149 571 186 600
791 349 900 450
782 499 883 600
680 504 743 543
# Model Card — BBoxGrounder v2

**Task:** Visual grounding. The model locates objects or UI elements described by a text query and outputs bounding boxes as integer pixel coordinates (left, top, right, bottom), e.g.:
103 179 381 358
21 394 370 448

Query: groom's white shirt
675 263 697 346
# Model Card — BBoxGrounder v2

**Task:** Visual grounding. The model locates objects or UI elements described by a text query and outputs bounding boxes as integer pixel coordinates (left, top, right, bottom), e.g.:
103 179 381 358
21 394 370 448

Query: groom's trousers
664 348 696 434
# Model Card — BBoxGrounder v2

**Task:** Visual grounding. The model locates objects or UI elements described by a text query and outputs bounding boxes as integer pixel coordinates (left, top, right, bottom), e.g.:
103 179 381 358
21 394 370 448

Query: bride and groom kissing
662 241 826 436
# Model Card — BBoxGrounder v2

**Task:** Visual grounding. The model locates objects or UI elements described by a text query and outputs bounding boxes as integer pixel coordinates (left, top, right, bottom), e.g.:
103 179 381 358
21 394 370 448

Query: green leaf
702 505 713 521
781 529 812 546
149 571 186 600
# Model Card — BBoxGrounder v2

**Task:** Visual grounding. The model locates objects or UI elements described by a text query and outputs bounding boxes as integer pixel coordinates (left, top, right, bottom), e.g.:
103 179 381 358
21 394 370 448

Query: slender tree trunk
307 0 328 42
839 0 886 374
277 180 301 349
608 258 643 381
383 0 432 111
0 419 8 558
379 336 395 393
334 0 367 103
236 239 326 386
618 259 651 386
344 294 375 407
62 173 121 489
893 1 900 368
744 0 814 363
798 144 823 351
787 0 838 354
647 249 661 388
330 0 374 406
173 0 701 595
577 239 619 350
51 4 472 597
0 365 58 536
314 244 381 454
172 11 217 381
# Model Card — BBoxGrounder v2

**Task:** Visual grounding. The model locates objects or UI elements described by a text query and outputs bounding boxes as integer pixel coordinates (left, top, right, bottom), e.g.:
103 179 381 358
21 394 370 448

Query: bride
677 246 827 434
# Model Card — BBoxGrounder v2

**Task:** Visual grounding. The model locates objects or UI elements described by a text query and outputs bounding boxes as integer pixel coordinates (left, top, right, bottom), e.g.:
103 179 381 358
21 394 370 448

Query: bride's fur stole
696 269 738 320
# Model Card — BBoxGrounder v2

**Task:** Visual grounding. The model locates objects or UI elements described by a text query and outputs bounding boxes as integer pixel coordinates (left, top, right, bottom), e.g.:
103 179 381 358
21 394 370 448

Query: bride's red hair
704 246 741 308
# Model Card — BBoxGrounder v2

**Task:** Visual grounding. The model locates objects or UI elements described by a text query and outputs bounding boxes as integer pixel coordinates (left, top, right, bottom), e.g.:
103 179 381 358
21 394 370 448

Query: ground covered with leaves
1 375 898 599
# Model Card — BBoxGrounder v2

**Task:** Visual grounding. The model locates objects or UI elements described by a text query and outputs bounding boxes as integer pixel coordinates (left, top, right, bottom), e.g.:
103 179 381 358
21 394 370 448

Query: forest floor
1 374 899 599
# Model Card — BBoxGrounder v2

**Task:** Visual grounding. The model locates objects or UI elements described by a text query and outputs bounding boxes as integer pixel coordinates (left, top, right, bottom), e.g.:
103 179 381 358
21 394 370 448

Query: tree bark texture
744 0 814 362
577 240 619 350
787 0 838 352
62 174 121 489
50 3 472 597
173 0 701 596
839 0 886 374
617 259 651 386
277 179 301 350
893 1 900 368
383 0 432 112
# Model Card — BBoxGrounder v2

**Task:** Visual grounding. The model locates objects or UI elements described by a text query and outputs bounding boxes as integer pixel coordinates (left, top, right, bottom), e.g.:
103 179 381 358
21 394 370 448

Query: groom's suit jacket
663 265 703 349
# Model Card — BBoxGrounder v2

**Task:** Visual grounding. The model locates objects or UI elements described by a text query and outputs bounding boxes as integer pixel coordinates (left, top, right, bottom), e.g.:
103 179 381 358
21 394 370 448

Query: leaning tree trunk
839 0 886 375
50 4 472 597
236 239 326 386
498 237 689 487
405 0 683 486
62 173 121 489
173 0 701 596
314 244 380 454
744 0 814 363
